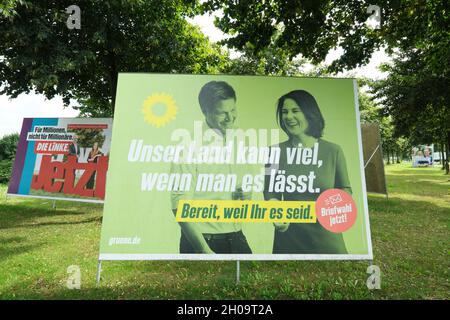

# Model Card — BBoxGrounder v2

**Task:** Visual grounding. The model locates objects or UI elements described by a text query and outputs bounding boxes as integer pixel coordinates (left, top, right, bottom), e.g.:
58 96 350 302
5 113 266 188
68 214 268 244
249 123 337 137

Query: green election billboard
99 74 373 260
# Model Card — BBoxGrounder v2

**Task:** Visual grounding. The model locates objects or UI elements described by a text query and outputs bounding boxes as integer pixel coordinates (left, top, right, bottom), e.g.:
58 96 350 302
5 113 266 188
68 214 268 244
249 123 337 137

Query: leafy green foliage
202 0 386 72
0 0 27 18
358 86 411 164
0 159 13 183
203 1 448 73
372 50 449 143
0 0 228 116
0 133 19 161
371 48 449 170
0 133 19 183
225 43 305 76
358 89 380 124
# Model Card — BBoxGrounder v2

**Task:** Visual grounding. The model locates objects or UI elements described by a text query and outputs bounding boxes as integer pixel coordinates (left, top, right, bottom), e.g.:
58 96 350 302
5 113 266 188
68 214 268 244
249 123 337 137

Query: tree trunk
386 148 390 164
445 131 449 175
441 141 445 170
106 11 118 118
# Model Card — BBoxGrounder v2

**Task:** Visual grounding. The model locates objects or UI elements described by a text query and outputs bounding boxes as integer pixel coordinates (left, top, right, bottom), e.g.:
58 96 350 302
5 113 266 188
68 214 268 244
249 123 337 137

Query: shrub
0 159 13 184
0 133 19 161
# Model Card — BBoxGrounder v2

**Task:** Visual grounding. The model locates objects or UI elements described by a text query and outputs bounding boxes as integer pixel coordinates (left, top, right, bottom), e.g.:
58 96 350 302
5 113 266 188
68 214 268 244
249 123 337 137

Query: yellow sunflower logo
141 92 178 127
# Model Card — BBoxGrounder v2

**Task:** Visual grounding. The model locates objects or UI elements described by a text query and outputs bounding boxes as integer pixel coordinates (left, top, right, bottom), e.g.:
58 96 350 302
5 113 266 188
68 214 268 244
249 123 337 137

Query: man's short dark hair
276 90 325 138
198 81 236 114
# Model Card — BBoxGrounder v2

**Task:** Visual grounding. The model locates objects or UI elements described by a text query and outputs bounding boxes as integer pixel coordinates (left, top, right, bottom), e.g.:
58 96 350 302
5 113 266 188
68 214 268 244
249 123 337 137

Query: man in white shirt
171 81 252 254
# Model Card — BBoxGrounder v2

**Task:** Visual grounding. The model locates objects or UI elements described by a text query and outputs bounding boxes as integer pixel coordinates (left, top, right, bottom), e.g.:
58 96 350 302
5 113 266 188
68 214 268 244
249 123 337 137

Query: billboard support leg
52 200 56 209
96 260 102 286
236 260 240 285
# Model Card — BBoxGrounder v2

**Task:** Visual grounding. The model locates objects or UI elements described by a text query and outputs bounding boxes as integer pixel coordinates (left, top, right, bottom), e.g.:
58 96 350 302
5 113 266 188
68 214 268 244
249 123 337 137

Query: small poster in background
412 145 434 167
8 118 112 203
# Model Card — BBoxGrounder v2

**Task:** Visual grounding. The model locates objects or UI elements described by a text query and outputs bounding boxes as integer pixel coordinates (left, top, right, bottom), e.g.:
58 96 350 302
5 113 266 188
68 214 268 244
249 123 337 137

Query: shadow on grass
388 172 450 183
10 216 103 229
28 190 104 202
0 202 97 230
0 260 373 300
0 284 230 300
1 190 103 211
0 185 449 299
383 175 449 197
385 166 445 174
0 236 44 261
368 192 449 215
387 172 449 180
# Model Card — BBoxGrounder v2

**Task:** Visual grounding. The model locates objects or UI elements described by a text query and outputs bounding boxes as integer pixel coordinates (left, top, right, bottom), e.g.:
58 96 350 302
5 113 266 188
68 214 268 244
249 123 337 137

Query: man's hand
233 187 252 200
274 222 290 232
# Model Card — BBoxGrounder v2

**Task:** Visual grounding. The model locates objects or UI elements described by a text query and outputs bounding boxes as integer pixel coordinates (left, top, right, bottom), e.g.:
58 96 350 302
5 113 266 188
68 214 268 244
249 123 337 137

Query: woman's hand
273 222 290 232
268 198 289 232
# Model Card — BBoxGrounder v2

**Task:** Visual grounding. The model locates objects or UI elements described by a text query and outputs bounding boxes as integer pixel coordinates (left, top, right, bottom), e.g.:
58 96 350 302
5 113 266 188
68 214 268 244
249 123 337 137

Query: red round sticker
316 189 357 233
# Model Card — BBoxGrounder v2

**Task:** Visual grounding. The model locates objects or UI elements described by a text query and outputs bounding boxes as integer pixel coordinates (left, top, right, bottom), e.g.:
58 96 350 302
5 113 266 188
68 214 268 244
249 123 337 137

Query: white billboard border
352 79 374 262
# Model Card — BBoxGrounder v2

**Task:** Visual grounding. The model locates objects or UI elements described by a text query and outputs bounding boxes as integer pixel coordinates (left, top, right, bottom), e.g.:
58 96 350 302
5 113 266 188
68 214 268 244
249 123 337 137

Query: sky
0 13 390 138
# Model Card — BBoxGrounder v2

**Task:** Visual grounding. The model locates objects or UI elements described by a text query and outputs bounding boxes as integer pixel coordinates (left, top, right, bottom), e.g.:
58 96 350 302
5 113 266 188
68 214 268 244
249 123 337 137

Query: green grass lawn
0 163 448 299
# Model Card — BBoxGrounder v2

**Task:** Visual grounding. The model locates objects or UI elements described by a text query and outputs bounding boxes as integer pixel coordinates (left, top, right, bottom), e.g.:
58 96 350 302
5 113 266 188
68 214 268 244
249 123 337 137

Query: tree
0 0 25 18
0 0 228 117
371 49 449 173
358 75 415 165
0 133 19 161
358 88 407 164
358 87 380 124
0 133 19 183
224 43 306 76
202 1 448 73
